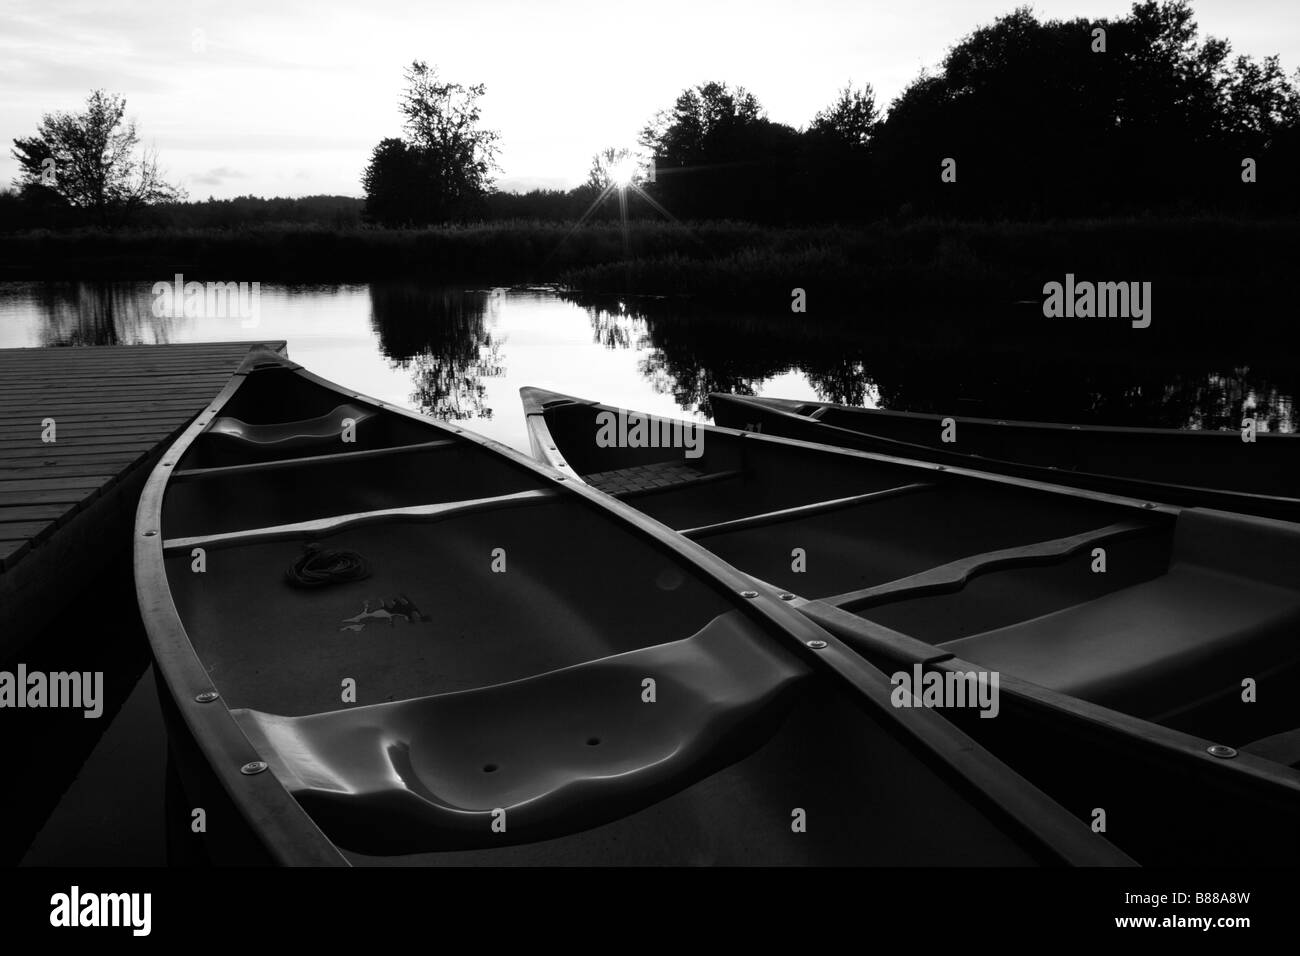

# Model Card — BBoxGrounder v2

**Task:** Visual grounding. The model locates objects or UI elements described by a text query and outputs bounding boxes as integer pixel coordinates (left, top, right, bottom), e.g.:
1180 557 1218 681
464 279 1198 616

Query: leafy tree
803 84 881 220
810 84 880 148
362 138 425 226
10 90 184 227
362 62 500 224
869 1 1300 218
640 82 801 220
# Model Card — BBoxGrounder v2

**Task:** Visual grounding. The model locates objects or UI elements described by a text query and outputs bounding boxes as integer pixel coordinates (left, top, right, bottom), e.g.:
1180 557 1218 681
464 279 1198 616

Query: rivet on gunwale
778 593 797 601
195 691 219 703
740 590 759 599
1143 502 1156 509
1206 744 1237 759
241 761 269 775
143 530 157 536
806 640 828 650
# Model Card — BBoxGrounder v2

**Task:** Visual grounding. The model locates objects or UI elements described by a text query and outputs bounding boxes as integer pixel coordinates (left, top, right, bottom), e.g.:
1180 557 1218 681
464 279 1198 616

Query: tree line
7 2 1299 231
362 1 1300 224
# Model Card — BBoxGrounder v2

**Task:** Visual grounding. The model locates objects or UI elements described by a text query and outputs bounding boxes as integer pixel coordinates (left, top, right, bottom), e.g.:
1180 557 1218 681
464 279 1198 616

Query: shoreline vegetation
2 215 1296 345
5 1 1298 351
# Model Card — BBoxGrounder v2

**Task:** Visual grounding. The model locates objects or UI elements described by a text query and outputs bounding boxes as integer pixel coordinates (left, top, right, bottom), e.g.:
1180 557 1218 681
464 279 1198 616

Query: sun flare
610 155 639 186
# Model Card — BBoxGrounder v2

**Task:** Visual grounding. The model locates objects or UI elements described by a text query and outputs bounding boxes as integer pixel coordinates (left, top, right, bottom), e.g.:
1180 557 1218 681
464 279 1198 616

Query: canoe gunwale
134 347 350 866
531 388 1182 518
712 393 1300 520
802 600 1300 795
717 392 1300 442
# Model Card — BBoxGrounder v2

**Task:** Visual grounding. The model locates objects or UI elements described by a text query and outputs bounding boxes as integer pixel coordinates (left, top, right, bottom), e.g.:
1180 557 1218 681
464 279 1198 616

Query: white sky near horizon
1 0 1296 199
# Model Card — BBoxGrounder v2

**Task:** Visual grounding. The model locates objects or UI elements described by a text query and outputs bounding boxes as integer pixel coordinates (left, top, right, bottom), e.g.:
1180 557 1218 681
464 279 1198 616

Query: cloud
191 166 249 186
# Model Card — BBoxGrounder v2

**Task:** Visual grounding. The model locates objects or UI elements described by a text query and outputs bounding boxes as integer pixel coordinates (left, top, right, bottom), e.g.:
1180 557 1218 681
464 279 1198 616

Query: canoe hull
525 385 1300 866
132 354 1129 866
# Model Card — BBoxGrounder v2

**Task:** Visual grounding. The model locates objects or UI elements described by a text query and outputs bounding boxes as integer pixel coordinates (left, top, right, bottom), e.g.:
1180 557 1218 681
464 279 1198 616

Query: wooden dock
0 342 285 657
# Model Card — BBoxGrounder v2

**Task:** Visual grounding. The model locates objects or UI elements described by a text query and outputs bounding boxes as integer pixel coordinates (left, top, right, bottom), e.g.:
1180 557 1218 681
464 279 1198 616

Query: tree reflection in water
24 281 174 346
12 282 1296 434
565 292 1297 433
368 283 504 421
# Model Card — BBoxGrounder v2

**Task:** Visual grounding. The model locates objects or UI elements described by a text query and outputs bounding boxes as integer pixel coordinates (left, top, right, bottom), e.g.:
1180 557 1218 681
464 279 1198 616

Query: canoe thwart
827 518 1159 612
162 488 560 553
678 482 934 540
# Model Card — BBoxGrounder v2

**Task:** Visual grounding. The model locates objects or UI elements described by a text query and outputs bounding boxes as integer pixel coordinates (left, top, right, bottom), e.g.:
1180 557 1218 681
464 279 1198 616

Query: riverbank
2 217 1295 345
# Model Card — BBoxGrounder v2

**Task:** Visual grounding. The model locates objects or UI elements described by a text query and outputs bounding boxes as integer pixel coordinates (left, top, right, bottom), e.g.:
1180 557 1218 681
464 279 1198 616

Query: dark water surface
2 280 1294 865
2 281 1294 439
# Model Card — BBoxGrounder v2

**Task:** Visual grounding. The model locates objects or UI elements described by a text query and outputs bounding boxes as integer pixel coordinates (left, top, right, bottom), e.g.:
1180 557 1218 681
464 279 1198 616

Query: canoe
133 348 1127 866
710 393 1300 522
521 385 1300 865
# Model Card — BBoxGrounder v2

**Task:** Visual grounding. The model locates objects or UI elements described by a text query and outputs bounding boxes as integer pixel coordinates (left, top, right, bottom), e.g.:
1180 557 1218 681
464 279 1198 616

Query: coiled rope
285 542 372 588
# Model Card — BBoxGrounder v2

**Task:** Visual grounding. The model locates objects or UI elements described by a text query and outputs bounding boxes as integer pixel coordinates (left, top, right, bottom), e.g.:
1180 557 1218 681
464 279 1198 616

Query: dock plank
0 341 286 655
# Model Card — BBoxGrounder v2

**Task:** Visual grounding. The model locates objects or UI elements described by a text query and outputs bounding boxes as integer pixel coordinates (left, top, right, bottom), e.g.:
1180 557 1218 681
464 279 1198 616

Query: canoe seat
207 404 376 450
939 509 1300 719
231 610 809 854
586 461 708 496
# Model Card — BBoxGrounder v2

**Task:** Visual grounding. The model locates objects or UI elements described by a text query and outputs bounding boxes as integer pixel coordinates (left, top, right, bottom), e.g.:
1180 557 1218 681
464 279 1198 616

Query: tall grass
2 217 1296 347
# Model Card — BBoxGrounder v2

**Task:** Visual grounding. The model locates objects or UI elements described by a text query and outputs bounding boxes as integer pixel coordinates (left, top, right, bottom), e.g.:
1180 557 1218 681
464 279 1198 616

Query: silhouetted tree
810 84 880 147
362 138 425 226
803 84 880 219
10 90 183 227
640 82 802 221
869 2 1300 218
362 62 500 225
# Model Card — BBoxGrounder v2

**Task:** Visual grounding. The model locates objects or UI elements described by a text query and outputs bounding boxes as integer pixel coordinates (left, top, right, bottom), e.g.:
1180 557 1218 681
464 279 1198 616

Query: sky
2 0 1297 199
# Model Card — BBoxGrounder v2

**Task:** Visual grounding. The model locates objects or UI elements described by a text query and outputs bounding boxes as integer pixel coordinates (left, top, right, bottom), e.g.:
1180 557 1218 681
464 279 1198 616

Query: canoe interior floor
165 497 734 716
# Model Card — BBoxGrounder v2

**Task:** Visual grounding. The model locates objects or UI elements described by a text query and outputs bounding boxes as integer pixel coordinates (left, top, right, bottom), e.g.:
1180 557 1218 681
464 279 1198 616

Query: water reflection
368 284 505 421
1 280 1293 434
15 281 177 346
567 292 1296 431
